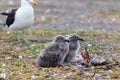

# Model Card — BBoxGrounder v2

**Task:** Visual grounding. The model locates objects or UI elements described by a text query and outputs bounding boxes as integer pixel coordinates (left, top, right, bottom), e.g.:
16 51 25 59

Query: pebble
8 0 15 5
108 70 113 73
18 55 23 59
2 64 6 67
31 75 38 79
5 56 12 60
111 18 116 22
45 9 51 13
87 44 92 47
41 16 46 22
7 31 10 34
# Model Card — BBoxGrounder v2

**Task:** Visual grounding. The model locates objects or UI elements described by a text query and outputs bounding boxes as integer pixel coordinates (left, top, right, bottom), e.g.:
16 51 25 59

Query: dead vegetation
0 29 120 80
0 0 120 79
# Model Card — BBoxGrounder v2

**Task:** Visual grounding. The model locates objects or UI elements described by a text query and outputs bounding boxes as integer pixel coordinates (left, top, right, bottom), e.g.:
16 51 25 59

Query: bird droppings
0 73 6 79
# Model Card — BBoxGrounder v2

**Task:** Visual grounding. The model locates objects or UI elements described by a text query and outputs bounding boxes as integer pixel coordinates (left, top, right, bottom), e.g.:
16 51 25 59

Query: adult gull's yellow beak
31 1 37 6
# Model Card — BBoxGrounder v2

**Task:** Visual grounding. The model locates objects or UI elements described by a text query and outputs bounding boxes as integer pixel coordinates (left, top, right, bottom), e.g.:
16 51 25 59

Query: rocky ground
35 0 120 32
0 0 120 80
0 0 120 32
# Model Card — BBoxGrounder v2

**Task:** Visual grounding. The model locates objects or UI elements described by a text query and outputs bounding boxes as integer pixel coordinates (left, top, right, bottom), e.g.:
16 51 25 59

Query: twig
91 66 96 78
106 63 120 70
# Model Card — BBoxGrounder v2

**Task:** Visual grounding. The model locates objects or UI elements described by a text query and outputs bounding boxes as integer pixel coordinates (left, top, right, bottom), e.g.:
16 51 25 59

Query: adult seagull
0 0 37 42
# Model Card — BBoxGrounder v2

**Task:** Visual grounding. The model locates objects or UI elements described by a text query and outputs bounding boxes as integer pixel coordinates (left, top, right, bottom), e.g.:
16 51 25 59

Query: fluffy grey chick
36 35 69 67
64 33 84 64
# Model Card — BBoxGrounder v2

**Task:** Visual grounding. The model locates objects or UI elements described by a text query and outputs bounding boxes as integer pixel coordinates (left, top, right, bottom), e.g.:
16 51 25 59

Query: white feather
9 0 34 30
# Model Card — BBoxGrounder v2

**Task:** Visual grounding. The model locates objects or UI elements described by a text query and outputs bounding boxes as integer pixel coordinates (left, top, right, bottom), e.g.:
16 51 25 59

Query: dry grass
0 29 120 80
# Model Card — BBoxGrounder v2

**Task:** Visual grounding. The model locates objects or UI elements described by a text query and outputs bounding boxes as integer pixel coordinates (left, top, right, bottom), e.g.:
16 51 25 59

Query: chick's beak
64 39 69 42
78 38 84 41
31 1 37 6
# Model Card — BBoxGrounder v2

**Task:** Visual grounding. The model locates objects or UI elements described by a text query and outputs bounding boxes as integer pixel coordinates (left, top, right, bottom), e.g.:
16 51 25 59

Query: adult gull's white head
21 0 37 6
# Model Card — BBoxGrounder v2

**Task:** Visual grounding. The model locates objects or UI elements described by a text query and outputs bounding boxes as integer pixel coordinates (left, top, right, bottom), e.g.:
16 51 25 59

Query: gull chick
36 35 69 67
64 33 84 65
